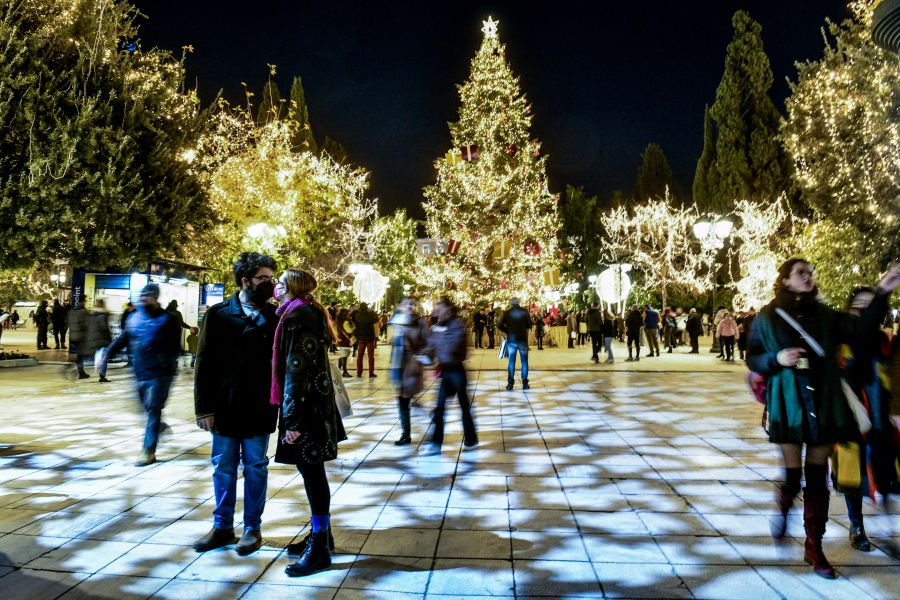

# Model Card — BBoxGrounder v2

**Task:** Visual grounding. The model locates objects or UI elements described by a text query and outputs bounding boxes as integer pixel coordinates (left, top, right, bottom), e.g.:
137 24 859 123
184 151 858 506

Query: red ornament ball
523 239 541 256
506 143 518 157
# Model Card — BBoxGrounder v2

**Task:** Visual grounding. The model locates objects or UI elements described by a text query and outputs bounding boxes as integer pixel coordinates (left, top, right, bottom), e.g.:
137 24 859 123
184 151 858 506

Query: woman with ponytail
271 269 346 577
748 259 900 579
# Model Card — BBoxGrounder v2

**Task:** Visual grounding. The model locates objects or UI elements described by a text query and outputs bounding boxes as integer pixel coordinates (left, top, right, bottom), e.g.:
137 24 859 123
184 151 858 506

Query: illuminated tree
783 0 900 261
708 10 792 212
186 103 375 288
0 0 209 269
599 189 705 308
370 209 418 282
422 17 561 304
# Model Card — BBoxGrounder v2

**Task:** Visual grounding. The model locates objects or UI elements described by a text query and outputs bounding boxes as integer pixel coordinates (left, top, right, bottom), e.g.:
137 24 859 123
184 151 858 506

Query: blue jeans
211 433 270 531
604 336 614 360
136 376 173 453
506 341 528 384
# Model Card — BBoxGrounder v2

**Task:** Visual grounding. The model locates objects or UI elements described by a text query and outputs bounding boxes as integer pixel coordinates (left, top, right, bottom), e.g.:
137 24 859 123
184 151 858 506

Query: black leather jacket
499 305 531 344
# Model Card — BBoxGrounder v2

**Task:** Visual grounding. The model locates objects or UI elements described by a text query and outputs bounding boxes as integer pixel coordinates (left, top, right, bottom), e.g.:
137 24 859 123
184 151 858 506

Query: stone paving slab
0 343 898 599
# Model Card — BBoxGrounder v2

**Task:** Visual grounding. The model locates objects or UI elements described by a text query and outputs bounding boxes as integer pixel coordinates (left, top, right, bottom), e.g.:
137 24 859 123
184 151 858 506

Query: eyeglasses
251 275 274 283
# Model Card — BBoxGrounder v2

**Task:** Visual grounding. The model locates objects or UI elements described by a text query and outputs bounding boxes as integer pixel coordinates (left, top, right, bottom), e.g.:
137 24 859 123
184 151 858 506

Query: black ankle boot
287 526 334 556
285 531 332 577
395 398 411 445
849 523 872 552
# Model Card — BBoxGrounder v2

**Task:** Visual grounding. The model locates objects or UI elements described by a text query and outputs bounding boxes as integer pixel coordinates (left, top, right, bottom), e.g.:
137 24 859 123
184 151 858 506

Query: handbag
570 331 577 340
832 442 862 490
329 362 353 418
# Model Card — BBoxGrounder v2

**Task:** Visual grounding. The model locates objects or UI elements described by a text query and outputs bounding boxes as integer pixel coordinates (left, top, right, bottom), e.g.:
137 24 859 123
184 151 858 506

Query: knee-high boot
395 397 411 445
772 484 798 539
803 483 836 578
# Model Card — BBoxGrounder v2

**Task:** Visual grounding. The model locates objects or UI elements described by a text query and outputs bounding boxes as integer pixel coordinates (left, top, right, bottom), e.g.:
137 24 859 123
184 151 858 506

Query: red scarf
270 296 306 406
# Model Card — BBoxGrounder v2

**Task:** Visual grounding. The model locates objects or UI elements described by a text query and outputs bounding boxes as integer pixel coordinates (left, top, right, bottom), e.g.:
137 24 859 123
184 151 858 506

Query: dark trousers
627 332 641 358
486 330 495 349
37 325 48 349
689 332 699 353
474 326 484 348
356 339 375 375
644 328 659 355
536 335 543 350
590 332 602 360
720 335 735 360
53 326 67 348
567 332 574 348
298 462 330 515
432 364 477 446
136 375 173 453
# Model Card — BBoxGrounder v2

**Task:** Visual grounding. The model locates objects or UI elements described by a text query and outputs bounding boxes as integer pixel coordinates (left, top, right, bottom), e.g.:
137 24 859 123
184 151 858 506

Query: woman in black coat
271 269 347 577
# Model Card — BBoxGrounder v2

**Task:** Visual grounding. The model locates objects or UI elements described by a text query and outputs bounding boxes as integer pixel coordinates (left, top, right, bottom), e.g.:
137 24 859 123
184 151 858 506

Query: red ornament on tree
460 143 478 161
500 279 509 289
523 239 541 256
506 143 518 157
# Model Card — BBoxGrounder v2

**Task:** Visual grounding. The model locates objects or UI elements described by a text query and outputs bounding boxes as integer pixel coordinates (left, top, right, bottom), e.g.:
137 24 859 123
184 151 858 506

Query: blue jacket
644 308 659 329
107 304 181 381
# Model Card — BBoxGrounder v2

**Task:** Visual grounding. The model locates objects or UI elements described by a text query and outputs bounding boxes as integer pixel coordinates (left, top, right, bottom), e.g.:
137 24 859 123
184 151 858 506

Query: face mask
249 280 275 305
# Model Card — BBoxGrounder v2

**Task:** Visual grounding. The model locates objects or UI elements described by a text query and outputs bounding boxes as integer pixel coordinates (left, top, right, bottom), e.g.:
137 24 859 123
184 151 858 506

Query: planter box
0 358 39 368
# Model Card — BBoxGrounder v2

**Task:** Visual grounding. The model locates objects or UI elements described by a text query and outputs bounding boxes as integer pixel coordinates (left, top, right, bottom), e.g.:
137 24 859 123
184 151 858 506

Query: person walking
577 309 588 347
686 308 703 354
498 297 531 390
473 308 486 349
335 308 353 377
425 297 478 453
192 252 278 557
165 300 198 355
10 310 19 330
587 304 604 363
51 299 68 349
271 269 347 578
566 310 577 349
89 299 113 382
389 298 427 445
67 296 91 379
353 302 378 378
485 308 496 349
102 284 181 466
738 308 756 361
35 300 50 350
601 310 616 364
643 304 660 357
625 305 643 362
748 259 900 578
716 311 739 361
663 308 677 353
533 311 545 350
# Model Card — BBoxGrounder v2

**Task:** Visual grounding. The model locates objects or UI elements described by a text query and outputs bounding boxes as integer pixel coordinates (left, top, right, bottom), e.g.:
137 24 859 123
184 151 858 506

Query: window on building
422 244 430 254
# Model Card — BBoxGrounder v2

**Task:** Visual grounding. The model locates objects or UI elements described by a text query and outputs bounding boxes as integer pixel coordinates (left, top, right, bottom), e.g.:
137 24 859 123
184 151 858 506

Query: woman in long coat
271 269 347 577
748 258 900 579
388 298 427 445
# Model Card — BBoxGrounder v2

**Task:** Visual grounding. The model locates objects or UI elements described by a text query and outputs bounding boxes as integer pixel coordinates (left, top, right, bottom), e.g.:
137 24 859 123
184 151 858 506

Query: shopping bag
498 336 508 359
832 442 862 490
329 362 353 418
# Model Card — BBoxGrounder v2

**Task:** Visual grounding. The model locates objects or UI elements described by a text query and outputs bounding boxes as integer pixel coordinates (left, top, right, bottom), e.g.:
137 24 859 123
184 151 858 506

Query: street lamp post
692 217 733 353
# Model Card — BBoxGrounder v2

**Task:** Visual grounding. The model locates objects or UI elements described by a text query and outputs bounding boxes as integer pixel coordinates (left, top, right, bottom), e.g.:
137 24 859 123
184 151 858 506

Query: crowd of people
5 253 900 583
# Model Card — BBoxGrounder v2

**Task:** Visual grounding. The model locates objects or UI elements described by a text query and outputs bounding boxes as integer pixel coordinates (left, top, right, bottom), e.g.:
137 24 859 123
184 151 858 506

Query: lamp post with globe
692 218 733 353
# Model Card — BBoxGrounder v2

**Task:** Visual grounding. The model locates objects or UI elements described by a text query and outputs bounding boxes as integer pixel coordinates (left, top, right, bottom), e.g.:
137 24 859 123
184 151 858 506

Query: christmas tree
422 17 561 305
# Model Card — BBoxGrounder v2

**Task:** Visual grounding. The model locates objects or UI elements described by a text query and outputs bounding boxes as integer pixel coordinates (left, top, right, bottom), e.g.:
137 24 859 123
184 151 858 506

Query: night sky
130 1 850 219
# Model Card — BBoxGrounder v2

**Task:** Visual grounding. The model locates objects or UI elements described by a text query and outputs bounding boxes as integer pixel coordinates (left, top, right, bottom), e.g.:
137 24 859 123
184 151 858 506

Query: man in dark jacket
35 300 50 350
473 309 486 349
192 252 277 556
104 283 181 466
686 308 703 353
498 298 532 390
51 299 68 349
353 302 379 377
426 297 477 453
643 304 660 357
586 304 604 363
625 305 643 361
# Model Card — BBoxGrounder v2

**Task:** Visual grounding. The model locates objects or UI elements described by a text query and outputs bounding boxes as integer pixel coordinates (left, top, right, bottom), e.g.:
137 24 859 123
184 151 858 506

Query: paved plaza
0 339 899 599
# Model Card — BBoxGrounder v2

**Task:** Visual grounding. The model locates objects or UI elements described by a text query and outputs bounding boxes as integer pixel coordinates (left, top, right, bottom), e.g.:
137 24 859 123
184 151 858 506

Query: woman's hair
281 269 338 342
773 258 812 294
336 307 349 321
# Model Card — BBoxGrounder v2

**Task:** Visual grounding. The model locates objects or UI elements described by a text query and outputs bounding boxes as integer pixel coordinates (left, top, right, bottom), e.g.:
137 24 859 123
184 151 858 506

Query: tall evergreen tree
421 17 560 304
634 143 673 202
256 79 283 124
692 105 719 210
708 10 791 212
558 185 602 279
0 0 209 269
288 76 317 154
783 2 900 261
321 136 348 164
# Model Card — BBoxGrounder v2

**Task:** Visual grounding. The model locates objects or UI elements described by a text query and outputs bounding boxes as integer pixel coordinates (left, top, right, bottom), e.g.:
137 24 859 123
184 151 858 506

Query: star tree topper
481 16 499 39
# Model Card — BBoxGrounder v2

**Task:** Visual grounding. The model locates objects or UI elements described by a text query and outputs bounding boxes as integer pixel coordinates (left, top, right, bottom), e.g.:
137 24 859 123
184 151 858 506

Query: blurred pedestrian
51 299 68 349
35 300 50 350
389 298 427 445
625 305 643 361
716 311 739 362
353 302 378 377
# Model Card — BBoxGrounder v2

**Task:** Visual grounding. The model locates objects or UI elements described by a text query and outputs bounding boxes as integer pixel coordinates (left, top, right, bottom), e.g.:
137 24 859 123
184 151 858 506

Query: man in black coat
35 300 50 350
473 309 486 349
686 308 703 354
498 298 532 390
625 305 643 362
193 252 278 556
586 304 604 363
51 299 68 349
353 302 379 377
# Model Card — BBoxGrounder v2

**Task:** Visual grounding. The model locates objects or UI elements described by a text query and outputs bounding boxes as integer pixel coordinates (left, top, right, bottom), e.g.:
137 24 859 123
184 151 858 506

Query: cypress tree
692 105 719 210
288 76 317 154
709 11 790 211
634 143 673 202
256 80 283 124
321 136 348 163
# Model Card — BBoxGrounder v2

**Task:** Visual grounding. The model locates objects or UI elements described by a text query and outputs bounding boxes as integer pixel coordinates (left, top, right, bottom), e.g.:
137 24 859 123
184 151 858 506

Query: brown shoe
192 527 236 552
235 528 262 555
